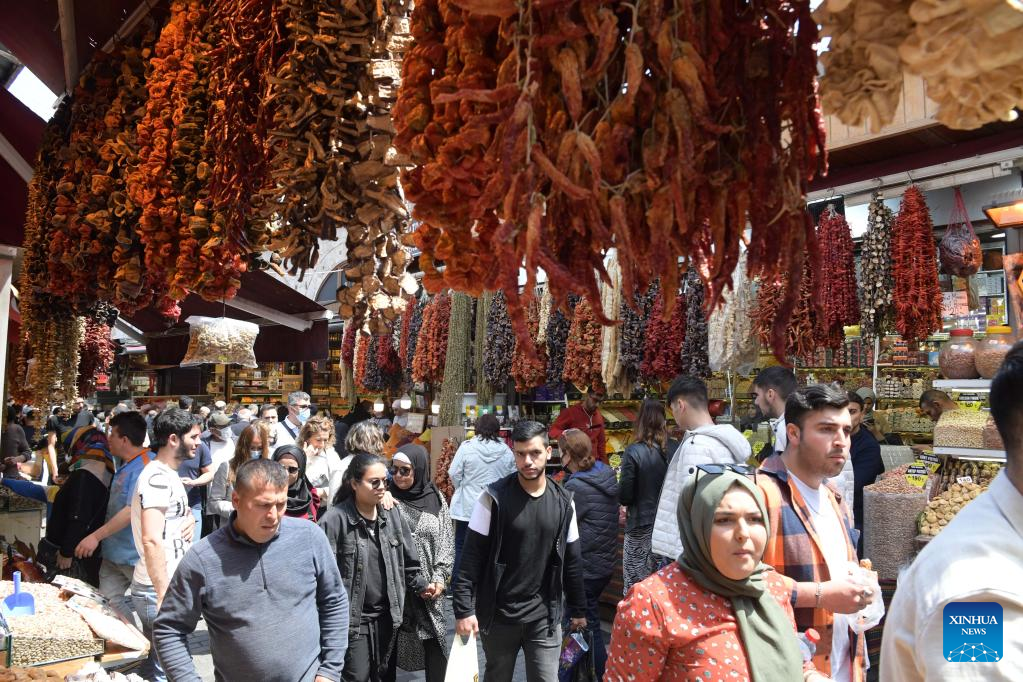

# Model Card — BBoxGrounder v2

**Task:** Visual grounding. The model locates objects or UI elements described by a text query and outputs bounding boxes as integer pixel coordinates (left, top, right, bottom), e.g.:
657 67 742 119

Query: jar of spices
939 329 979 379
976 325 1016 379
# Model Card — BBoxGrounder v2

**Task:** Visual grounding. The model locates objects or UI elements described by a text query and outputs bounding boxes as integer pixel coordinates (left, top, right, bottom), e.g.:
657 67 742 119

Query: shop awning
0 88 45 247
124 269 332 365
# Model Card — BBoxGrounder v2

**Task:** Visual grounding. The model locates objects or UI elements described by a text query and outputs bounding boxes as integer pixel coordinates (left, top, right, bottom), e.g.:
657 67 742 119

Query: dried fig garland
395 0 827 363
892 186 942 342
859 192 895 343
680 270 710 379
816 208 859 349
266 0 415 332
483 290 514 387
563 299 603 391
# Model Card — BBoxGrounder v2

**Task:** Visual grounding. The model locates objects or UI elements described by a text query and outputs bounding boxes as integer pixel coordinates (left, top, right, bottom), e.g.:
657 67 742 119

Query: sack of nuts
181 316 259 369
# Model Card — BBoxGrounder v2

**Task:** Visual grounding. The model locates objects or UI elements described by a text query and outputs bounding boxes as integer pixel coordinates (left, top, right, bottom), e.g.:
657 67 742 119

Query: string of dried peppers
892 186 943 342
642 286 686 383
816 208 860 349
563 300 603 391
412 293 451 384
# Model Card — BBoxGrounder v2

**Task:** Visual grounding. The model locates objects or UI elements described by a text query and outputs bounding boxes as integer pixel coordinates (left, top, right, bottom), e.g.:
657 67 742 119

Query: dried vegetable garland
642 286 686 382
619 281 658 386
265 0 415 331
510 301 549 392
412 293 451 384
680 271 710 379
600 254 627 396
439 293 473 425
400 295 423 383
376 333 402 380
892 186 943 342
434 438 457 501
816 208 860 349
708 251 759 375
355 333 372 390
394 0 827 362
563 300 603 391
341 322 358 368
77 319 116 396
859 192 895 343
474 293 494 403
544 298 574 386
754 252 823 361
483 291 515 388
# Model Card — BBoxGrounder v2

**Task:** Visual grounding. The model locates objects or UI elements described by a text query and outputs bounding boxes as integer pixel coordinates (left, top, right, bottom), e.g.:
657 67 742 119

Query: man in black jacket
453 420 587 682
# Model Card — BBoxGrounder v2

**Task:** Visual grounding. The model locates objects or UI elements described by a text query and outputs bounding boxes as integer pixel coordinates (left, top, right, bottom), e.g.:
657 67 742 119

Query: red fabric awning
0 89 45 247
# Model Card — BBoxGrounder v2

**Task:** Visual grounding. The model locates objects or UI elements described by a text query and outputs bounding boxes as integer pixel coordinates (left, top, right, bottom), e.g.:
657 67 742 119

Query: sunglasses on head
692 463 758 486
392 466 413 476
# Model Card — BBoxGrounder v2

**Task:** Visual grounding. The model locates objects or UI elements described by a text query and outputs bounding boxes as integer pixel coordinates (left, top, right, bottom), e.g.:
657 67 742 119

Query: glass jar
938 329 979 379
977 325 1016 379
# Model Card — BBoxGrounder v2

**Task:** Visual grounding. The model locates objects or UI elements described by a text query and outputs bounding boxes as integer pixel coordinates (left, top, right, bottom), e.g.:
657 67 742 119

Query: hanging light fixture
373 399 385 413
983 189 1023 228
400 394 412 410
431 401 440 415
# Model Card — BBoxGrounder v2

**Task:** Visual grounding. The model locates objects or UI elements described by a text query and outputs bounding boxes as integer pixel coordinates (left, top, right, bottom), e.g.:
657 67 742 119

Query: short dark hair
753 366 797 398
666 375 708 410
919 389 951 408
153 408 201 449
846 391 864 408
476 413 501 442
235 458 288 494
511 420 549 446
110 411 148 447
990 341 1023 460
335 452 387 505
259 404 277 417
785 384 850 429
178 396 194 411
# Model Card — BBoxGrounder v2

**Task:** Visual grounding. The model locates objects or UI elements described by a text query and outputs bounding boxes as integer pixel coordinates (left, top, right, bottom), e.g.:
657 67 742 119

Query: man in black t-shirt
453 421 587 682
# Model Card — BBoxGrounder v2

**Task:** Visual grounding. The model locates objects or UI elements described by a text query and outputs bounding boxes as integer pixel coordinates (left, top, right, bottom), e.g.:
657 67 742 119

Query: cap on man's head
209 412 231 428
214 400 227 410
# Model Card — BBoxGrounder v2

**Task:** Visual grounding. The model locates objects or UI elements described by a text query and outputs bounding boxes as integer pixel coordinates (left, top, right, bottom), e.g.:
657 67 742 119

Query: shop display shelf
931 379 992 392
932 447 1006 461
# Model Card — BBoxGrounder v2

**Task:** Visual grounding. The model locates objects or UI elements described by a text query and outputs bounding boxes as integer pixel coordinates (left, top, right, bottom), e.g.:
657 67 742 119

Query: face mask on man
297 408 311 424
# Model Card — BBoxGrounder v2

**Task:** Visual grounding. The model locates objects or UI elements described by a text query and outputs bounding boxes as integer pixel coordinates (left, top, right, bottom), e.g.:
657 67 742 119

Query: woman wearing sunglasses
269 444 320 522
389 444 454 682
605 466 829 682
319 452 430 682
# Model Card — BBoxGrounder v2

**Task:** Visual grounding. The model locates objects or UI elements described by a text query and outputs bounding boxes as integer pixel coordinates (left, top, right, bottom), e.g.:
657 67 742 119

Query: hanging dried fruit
859 192 895 343
680 270 710 379
892 186 943 342
816 208 860 349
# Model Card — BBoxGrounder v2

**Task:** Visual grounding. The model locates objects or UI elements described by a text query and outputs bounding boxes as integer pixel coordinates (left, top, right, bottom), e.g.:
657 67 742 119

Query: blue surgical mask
298 408 311 423
250 449 262 460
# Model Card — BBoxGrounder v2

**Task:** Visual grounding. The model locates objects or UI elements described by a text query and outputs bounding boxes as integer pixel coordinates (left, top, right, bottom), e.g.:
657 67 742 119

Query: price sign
957 476 974 485
918 452 941 473
905 464 930 488
942 291 969 318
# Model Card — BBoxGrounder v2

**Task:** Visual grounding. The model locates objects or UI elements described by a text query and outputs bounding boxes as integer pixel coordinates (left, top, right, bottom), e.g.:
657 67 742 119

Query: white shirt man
276 392 311 446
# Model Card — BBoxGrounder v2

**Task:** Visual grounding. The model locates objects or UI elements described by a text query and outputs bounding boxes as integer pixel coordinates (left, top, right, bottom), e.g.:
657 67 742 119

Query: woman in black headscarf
390 444 453 682
272 444 319 521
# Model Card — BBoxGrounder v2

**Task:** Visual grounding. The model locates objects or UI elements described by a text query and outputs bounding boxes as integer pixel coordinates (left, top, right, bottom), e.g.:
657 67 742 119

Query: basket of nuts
863 475 929 581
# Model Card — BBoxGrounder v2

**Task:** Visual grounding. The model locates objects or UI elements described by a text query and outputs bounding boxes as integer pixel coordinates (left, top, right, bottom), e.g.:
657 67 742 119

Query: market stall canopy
124 269 332 365
0 89 44 247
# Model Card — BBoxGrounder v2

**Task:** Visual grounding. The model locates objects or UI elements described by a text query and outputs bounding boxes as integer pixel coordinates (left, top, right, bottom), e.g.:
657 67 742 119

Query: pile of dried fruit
394 0 827 361
412 293 451 384
859 192 895 343
563 299 603 391
680 270 710 379
816 208 860 349
918 482 984 536
892 186 942 342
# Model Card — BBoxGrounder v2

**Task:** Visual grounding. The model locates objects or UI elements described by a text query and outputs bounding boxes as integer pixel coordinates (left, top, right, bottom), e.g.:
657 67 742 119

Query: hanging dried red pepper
892 186 943 342
816 208 860 349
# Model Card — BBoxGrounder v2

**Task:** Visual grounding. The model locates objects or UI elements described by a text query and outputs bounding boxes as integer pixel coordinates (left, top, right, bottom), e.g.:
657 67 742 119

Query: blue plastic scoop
2 572 36 617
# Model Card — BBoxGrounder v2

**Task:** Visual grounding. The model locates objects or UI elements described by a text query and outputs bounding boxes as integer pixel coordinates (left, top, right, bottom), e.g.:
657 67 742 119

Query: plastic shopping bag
558 631 596 682
849 561 886 635
444 633 479 682
180 315 259 368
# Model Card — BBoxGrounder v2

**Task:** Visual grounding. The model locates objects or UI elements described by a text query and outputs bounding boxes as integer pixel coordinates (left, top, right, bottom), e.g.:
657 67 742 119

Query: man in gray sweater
154 459 349 681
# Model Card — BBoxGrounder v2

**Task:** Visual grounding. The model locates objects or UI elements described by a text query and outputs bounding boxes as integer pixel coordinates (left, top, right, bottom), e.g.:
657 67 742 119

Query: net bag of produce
863 483 928 581
180 316 259 368
939 187 982 277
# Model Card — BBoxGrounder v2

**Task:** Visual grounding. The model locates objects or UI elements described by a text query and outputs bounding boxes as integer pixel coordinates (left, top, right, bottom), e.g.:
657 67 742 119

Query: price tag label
918 452 941 473
905 464 930 488
957 476 974 485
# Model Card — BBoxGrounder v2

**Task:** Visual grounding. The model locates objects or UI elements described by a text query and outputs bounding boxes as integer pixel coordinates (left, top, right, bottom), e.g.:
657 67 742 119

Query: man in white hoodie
651 375 753 561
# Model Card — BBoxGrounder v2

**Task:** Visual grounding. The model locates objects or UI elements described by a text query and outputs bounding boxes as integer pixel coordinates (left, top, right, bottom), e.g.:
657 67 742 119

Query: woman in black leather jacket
318 453 430 682
618 399 670 593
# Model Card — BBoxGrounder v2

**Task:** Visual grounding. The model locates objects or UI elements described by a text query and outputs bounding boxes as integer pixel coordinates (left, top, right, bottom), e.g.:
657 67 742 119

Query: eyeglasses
365 478 387 490
392 466 413 477
283 466 299 474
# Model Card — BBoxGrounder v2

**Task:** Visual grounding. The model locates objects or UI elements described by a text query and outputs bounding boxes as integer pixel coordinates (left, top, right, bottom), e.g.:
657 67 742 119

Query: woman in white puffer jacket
447 413 516 582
